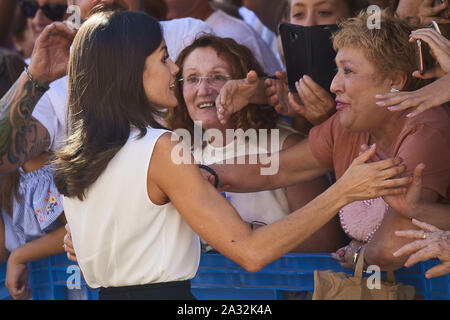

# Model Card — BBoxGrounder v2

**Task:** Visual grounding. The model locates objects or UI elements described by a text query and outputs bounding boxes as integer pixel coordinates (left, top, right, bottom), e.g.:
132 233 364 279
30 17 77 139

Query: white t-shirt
205 10 282 75
63 127 200 288
238 6 282 68
31 18 213 152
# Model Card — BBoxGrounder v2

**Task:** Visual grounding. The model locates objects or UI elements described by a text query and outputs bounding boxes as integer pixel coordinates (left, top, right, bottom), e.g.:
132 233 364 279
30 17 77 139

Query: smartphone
279 23 339 93
415 20 442 75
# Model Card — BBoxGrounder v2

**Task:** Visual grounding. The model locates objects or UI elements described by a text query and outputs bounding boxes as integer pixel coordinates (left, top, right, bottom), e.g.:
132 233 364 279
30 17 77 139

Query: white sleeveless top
198 121 298 225
63 127 200 289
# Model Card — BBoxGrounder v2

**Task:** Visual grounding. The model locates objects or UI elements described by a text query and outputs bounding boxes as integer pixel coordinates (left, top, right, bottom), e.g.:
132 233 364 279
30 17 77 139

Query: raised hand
336 144 412 203
410 28 450 79
27 22 77 84
216 70 260 125
290 75 336 125
264 71 297 117
5 256 32 300
383 163 426 218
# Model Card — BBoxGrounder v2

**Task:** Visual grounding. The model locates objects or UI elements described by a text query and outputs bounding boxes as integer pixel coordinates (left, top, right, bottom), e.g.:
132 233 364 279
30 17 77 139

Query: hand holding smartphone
414 20 442 75
279 23 339 94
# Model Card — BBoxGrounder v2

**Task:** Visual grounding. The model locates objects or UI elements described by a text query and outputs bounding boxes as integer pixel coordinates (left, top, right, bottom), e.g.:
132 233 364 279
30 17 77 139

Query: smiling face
330 47 394 133
181 46 233 131
289 0 351 26
142 40 180 110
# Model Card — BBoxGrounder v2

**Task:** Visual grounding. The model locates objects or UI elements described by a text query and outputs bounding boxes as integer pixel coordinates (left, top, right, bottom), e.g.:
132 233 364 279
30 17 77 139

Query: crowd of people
0 0 448 300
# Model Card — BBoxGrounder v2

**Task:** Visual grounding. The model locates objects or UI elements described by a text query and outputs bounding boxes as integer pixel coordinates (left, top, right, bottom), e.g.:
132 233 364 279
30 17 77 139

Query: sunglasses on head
19 0 68 21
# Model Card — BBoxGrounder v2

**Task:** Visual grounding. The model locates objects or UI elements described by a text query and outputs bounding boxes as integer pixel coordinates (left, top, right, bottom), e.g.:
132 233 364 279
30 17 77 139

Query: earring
390 88 400 93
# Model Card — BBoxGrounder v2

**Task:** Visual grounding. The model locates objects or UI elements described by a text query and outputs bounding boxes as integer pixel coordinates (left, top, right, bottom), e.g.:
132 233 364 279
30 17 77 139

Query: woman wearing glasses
56 9 412 299
166 35 346 253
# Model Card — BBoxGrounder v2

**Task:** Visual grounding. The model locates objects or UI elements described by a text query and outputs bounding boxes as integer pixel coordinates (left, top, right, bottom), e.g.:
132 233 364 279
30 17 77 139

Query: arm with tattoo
0 21 76 173
0 73 50 173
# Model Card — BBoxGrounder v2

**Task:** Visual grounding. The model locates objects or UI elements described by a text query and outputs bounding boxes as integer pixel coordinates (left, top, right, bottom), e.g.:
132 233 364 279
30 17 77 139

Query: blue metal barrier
1 252 449 300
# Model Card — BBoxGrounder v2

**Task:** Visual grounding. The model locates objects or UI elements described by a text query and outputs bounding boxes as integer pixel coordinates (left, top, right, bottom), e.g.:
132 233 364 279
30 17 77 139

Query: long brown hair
54 9 166 201
165 35 278 137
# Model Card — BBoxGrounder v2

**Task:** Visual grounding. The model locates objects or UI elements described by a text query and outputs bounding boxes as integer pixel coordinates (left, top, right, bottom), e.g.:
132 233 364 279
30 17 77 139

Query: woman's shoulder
404 106 449 132
399 106 450 148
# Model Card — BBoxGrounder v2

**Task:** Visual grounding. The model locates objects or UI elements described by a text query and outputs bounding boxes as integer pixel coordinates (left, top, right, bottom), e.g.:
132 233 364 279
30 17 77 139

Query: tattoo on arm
0 74 50 171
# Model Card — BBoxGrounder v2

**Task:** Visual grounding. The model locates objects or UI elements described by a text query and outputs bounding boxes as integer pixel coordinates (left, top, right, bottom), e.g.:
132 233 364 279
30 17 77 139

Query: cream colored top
63 127 200 288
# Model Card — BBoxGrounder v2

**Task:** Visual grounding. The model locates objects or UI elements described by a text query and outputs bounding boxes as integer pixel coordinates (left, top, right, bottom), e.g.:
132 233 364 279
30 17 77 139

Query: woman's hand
410 28 450 79
27 22 77 84
216 70 260 125
397 0 450 25
5 253 32 300
375 73 450 117
64 224 77 262
264 71 298 117
375 29 450 117
289 75 336 125
335 144 411 203
332 240 365 269
394 219 450 278
383 163 425 219
416 0 450 25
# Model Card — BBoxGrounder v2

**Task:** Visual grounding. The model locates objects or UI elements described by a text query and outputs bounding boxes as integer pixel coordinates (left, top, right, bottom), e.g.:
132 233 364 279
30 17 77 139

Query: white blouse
63 127 200 289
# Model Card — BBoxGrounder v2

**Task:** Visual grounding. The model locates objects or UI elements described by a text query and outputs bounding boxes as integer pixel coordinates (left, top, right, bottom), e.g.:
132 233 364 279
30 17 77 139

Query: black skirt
99 280 196 300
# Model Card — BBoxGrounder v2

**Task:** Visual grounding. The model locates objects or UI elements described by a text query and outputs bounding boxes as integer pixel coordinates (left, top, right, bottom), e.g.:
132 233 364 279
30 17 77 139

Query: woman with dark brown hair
55 9 413 300
166 34 346 253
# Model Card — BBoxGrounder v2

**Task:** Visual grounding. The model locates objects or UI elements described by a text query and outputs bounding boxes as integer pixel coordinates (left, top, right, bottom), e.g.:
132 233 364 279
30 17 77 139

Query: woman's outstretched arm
149 133 411 272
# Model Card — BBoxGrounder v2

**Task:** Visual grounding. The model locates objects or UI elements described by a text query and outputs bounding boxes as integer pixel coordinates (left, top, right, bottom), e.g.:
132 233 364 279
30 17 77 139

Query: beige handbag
312 247 415 300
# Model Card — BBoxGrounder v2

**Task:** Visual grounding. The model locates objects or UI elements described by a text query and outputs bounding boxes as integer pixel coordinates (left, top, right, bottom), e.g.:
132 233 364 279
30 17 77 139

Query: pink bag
339 198 389 243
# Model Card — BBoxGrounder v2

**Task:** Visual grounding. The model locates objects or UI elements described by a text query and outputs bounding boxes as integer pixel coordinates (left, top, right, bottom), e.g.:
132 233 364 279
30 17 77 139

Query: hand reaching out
394 219 450 278
410 28 450 79
216 70 260 125
336 144 412 203
290 75 336 125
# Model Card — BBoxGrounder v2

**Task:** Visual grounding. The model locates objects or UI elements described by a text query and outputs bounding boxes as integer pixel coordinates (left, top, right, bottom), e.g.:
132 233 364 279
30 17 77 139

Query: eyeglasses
19 0 68 21
179 74 231 88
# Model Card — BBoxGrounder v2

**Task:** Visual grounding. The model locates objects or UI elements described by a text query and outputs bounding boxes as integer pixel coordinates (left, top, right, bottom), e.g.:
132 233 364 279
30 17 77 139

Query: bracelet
250 220 267 230
24 66 50 93
198 164 219 189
